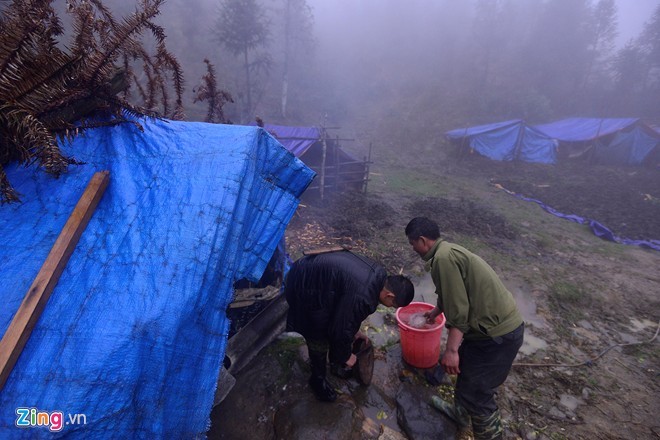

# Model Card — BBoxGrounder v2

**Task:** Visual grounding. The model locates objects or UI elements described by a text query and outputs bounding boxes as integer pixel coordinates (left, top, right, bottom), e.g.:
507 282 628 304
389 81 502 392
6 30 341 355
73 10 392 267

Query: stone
396 382 458 440
274 395 362 440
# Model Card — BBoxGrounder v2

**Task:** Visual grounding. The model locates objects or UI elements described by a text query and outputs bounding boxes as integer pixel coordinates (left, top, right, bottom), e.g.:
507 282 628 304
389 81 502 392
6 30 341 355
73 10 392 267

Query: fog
152 0 658 130
32 0 660 136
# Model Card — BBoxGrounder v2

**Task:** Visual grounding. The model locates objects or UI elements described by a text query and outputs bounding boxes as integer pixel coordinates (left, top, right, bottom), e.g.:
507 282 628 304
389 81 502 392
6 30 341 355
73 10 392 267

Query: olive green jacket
424 240 523 340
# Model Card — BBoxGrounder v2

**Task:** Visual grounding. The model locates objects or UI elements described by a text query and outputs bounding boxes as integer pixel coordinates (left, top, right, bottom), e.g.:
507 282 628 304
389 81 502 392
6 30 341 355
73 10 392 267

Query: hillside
212 145 660 440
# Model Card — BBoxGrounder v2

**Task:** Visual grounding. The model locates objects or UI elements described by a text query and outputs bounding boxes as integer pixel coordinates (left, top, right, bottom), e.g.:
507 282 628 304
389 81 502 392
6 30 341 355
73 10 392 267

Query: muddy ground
210 156 659 440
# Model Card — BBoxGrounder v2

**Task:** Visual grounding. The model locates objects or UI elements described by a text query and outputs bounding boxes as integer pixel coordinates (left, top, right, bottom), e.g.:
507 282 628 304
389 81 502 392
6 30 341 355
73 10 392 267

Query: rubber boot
308 349 336 402
330 362 353 379
471 410 503 440
430 396 471 428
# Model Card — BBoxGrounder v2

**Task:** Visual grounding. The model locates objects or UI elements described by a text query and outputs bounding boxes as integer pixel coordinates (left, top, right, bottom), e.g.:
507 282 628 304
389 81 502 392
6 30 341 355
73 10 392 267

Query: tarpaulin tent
533 118 660 165
446 119 558 164
0 118 314 438
264 124 370 196
533 117 639 141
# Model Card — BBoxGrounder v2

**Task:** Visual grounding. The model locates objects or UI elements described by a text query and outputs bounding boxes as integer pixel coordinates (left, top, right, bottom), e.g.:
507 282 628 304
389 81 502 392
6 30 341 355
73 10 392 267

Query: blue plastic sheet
0 117 314 438
446 120 557 164
595 126 659 165
533 117 639 141
493 184 660 252
448 118 660 166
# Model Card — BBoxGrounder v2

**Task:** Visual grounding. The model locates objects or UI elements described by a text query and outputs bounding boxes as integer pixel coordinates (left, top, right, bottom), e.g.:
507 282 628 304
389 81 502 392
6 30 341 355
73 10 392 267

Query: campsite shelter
446 119 558 164
0 118 314 438
264 124 370 198
533 117 660 166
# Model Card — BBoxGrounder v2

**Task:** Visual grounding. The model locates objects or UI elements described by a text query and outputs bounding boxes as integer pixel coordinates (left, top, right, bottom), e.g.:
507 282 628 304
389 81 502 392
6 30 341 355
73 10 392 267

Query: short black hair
405 217 440 240
385 275 414 308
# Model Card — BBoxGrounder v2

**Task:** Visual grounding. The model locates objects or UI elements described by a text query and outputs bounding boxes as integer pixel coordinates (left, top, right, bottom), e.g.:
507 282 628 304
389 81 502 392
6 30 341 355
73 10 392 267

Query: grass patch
373 169 452 197
267 336 304 372
548 280 592 324
550 281 586 305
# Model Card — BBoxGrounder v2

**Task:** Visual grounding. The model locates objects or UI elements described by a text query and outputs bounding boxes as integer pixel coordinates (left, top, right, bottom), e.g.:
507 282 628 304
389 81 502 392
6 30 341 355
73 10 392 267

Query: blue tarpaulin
446 120 558 164
594 125 660 165
263 125 320 157
533 117 639 141
493 183 660 252
448 117 659 166
533 118 660 165
0 117 314 438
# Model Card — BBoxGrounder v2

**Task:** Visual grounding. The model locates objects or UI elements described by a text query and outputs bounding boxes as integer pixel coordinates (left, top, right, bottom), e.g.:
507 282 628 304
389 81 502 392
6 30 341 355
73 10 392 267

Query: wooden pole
0 170 110 390
363 142 373 194
320 130 328 200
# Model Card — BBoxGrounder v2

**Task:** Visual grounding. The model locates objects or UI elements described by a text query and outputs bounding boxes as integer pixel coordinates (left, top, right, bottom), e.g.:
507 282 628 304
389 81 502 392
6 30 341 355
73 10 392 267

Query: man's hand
440 327 464 375
423 306 442 324
440 349 460 375
345 353 357 368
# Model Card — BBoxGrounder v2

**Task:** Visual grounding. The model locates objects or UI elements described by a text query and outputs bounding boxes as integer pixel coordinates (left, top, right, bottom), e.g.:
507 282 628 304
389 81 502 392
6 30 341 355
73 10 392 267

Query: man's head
405 217 440 258
379 275 415 308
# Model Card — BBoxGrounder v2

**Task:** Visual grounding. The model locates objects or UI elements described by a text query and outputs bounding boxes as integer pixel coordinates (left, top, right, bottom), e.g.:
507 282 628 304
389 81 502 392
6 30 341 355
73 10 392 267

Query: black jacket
284 250 387 364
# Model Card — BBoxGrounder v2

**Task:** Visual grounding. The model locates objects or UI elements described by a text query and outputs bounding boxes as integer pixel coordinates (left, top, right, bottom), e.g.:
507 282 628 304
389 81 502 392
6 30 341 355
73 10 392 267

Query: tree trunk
244 47 252 120
281 0 291 118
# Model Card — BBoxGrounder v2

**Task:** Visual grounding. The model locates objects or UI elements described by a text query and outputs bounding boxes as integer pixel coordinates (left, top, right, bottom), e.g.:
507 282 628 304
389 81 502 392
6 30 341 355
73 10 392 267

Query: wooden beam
0 170 110 390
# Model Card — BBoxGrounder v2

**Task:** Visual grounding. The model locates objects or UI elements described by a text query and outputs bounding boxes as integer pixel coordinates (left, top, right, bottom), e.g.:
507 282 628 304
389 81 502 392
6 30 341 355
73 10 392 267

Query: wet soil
458 156 660 241
211 157 660 440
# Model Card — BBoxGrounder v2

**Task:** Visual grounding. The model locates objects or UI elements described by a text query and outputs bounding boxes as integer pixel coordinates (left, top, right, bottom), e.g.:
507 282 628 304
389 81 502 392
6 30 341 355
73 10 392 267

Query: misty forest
1 0 659 439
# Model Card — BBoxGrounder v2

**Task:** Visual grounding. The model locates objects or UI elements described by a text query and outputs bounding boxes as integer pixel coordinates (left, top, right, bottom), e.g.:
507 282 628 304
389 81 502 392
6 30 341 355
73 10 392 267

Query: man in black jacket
284 250 415 402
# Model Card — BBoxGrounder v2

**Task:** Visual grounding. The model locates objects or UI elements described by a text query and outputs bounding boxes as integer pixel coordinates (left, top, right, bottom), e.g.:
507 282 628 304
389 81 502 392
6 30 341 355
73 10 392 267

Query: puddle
518 331 548 356
627 317 657 333
350 376 401 434
559 393 583 412
510 286 547 330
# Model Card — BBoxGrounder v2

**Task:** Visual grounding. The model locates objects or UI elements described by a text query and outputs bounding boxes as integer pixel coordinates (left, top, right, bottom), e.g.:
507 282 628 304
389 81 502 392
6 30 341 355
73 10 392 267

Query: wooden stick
0 170 110 390
303 245 351 256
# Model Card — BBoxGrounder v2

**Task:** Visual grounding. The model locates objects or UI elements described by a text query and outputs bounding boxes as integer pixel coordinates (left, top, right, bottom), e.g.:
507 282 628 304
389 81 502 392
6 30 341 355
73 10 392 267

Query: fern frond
0 165 21 204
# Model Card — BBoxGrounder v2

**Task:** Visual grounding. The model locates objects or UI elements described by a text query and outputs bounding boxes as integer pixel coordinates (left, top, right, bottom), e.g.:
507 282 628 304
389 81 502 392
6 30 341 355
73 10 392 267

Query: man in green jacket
405 217 524 440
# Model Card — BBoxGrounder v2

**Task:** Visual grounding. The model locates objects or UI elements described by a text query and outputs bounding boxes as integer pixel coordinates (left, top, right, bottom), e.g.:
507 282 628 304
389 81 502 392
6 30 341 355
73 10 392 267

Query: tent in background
446 119 558 164
447 117 660 167
533 117 660 166
264 124 371 198
0 118 314 438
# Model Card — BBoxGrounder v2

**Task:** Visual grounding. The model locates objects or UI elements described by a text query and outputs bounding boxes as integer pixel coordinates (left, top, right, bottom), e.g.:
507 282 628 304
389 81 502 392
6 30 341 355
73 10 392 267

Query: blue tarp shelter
263 125 321 158
447 117 660 166
446 119 558 164
0 118 314 438
533 118 660 165
533 117 639 141
263 124 369 194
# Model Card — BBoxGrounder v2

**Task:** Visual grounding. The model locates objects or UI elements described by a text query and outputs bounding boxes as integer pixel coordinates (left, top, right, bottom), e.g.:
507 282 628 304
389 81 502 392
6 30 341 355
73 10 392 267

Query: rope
513 319 660 368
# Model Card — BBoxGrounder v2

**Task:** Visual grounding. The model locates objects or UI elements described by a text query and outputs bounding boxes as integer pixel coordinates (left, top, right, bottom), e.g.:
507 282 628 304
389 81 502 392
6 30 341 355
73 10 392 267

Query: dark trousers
306 339 329 378
455 323 524 416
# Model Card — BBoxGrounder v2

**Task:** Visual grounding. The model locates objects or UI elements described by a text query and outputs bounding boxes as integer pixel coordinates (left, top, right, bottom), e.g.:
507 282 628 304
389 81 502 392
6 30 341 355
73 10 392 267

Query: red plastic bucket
396 302 445 368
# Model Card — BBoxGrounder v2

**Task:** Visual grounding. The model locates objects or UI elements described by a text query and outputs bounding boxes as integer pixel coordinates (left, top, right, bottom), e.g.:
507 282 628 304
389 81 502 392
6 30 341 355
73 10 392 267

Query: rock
548 406 566 420
396 382 458 440
362 417 381 438
379 425 408 440
274 395 362 440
